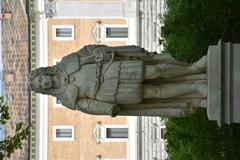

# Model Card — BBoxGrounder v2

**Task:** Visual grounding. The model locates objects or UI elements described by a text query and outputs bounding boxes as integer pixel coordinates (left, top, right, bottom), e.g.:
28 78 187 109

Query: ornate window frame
93 22 128 43
93 121 128 143
45 0 57 18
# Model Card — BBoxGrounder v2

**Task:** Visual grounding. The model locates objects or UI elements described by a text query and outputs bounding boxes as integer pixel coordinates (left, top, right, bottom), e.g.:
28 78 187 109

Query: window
52 58 61 65
92 23 128 42
52 97 64 108
106 128 128 139
56 98 61 104
160 127 166 140
104 25 128 41
53 126 74 141
93 122 128 143
106 27 128 38
53 25 74 40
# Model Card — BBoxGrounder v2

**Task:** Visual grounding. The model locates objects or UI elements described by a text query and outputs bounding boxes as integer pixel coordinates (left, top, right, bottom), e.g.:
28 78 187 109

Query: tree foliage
162 0 240 62
0 97 31 159
165 109 236 160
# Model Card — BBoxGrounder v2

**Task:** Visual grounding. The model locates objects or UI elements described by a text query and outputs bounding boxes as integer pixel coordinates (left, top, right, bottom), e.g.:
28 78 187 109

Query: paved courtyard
2 0 30 159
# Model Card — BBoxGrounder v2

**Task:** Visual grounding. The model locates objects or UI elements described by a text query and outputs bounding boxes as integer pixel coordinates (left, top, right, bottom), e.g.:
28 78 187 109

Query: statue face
32 75 53 89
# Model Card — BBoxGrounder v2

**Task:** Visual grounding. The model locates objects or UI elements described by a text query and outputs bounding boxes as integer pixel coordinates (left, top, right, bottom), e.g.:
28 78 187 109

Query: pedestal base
207 40 240 126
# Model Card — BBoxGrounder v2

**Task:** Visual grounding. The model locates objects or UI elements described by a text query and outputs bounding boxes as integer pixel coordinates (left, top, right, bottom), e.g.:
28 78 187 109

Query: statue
29 45 207 118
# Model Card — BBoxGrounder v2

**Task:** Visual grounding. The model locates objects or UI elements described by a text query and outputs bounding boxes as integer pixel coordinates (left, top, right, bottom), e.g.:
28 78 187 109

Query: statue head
31 75 53 89
28 66 62 95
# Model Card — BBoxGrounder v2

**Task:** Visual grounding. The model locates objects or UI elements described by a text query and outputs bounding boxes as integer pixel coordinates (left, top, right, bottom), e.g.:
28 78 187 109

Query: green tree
0 97 31 159
162 0 240 62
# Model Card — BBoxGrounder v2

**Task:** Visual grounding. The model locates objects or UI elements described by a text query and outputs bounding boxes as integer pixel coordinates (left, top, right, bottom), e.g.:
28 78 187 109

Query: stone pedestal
207 40 240 126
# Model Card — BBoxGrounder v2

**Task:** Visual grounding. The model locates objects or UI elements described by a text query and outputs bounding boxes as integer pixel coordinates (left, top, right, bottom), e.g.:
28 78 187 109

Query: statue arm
69 44 186 65
88 45 145 62
71 44 148 63
81 45 184 64
74 45 141 60
70 45 109 65
75 98 119 117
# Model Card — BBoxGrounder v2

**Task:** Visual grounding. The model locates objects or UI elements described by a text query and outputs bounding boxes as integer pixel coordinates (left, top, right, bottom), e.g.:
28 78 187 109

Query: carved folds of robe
49 45 194 117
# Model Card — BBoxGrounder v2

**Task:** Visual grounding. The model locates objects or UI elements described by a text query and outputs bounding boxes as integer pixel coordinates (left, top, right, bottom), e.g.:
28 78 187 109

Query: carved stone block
207 40 240 125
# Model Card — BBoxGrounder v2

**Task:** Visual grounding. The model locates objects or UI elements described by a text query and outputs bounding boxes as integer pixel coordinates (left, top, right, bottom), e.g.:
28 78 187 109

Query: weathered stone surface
29 45 207 117
207 40 240 125
207 43 222 126
231 43 240 123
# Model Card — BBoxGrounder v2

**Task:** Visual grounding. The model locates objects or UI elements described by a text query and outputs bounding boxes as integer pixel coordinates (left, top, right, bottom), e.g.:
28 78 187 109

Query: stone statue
29 45 207 117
